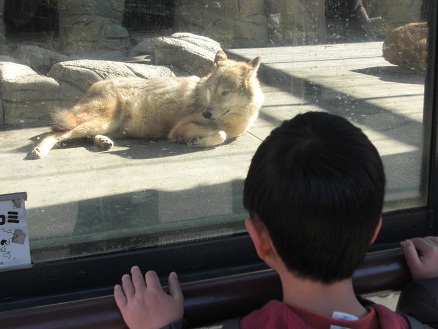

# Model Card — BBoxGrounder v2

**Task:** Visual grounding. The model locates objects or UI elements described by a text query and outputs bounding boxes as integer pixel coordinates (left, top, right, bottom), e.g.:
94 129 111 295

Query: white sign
0 192 31 270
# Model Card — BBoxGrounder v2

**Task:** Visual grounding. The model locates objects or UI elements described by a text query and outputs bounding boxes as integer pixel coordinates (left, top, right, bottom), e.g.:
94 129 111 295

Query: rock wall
173 0 424 47
362 0 426 39
0 0 425 50
265 0 326 45
57 0 130 55
172 0 326 47
173 0 268 49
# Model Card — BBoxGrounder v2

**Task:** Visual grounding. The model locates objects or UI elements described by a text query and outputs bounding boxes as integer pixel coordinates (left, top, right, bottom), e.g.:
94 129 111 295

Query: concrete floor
0 42 427 263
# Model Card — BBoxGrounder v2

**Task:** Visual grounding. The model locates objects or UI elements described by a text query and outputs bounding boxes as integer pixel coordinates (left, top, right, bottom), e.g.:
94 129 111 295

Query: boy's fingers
145 270 162 290
168 272 184 302
409 237 436 256
423 236 438 247
131 266 146 291
121 273 135 299
114 284 127 308
402 239 422 269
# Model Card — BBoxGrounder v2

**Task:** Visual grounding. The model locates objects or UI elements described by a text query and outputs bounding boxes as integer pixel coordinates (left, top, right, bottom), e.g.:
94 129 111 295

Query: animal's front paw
93 135 114 150
190 137 203 146
32 147 48 159
190 131 227 147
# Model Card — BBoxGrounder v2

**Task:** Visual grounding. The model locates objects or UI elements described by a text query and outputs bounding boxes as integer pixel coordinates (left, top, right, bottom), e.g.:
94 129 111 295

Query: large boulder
382 22 428 70
48 60 176 91
48 60 122 91
154 33 222 76
0 62 82 125
13 46 69 74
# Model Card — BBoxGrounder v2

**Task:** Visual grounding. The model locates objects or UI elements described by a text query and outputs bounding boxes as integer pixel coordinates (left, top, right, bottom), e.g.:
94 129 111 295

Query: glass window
0 0 432 267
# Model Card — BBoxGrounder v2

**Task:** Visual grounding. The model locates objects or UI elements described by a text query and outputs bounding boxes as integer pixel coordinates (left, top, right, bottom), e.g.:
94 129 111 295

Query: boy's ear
371 216 383 244
245 217 272 260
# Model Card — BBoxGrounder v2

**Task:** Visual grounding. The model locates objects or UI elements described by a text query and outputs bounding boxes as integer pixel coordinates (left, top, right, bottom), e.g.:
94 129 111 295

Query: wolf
32 50 264 159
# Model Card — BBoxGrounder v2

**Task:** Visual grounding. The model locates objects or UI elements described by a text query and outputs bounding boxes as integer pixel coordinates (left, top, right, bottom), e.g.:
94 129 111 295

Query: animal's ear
248 56 261 71
214 50 228 64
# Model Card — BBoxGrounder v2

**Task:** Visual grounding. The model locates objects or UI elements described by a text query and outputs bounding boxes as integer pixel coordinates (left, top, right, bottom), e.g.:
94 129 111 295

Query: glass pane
0 0 430 263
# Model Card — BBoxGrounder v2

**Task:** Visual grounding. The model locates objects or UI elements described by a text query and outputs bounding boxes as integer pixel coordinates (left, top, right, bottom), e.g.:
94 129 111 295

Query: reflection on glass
0 0 429 262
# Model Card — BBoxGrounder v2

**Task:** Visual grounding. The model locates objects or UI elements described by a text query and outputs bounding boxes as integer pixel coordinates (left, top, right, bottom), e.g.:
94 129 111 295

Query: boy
114 112 438 329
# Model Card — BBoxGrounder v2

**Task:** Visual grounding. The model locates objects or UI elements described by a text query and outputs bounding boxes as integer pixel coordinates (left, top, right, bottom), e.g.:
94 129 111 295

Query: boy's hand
114 266 184 329
401 236 438 281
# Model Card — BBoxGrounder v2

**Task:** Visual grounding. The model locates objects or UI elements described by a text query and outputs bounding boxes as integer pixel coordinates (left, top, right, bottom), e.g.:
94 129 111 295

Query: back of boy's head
243 111 385 284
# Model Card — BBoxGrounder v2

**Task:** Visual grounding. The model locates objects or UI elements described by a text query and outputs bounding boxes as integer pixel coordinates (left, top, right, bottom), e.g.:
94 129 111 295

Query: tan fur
32 51 264 159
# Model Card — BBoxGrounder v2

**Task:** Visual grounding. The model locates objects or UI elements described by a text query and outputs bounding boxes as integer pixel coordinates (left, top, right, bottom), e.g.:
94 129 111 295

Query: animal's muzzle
202 107 213 119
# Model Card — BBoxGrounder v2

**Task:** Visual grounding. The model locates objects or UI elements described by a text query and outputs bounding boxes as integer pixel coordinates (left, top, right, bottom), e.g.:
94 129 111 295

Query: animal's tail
51 109 78 132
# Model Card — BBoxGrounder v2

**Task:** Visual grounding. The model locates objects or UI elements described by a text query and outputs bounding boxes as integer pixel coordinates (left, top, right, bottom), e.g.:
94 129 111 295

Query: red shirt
240 300 409 329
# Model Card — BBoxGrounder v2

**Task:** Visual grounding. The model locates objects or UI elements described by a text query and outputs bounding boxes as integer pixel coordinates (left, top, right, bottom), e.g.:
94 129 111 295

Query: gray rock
3 97 83 126
48 61 101 91
124 63 175 79
128 37 160 57
13 46 69 74
154 34 222 76
0 62 69 125
171 33 222 53
0 62 36 81
48 60 175 91
70 49 129 61
0 56 19 64
4 101 57 125
2 74 60 102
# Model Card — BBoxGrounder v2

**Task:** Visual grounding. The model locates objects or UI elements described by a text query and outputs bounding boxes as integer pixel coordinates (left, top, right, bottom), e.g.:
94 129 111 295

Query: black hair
243 111 385 284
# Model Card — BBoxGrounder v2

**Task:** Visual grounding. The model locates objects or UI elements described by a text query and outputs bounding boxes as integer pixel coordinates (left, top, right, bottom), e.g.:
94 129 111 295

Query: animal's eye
221 91 229 96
